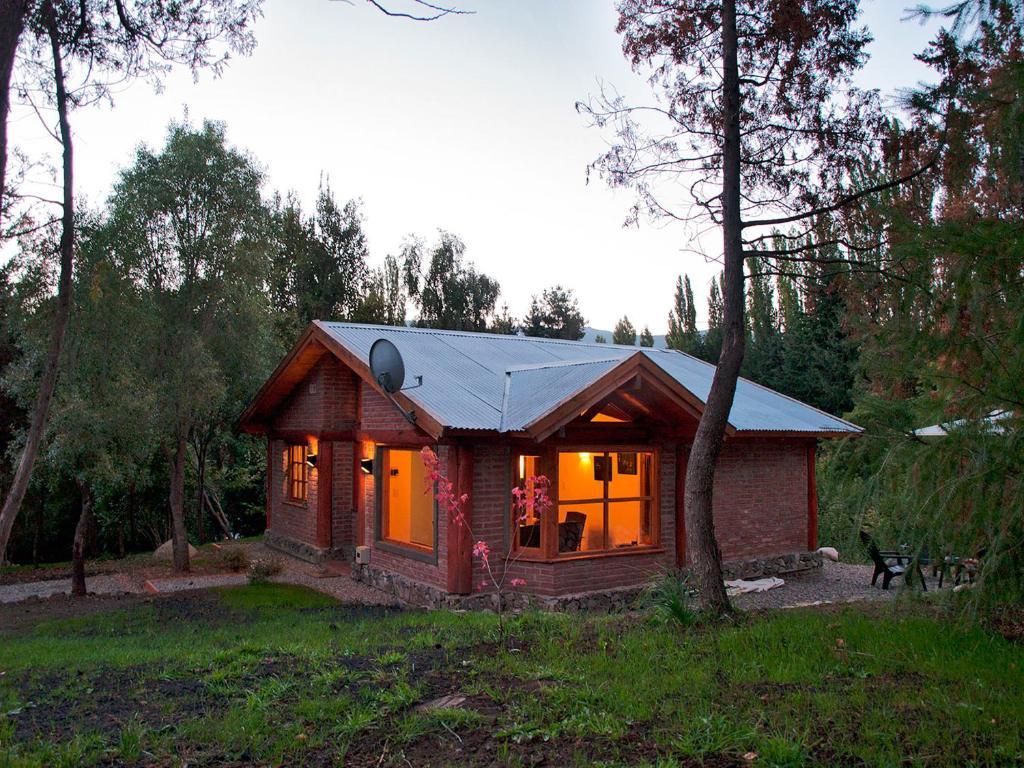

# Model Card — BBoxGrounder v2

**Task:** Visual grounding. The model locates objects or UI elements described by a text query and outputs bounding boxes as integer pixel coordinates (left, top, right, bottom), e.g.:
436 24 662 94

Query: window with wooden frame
284 443 308 502
378 447 435 553
512 453 543 552
555 450 657 554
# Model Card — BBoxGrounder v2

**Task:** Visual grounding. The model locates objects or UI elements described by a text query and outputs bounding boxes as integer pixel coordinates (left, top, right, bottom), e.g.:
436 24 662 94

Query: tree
594 334 608 343
489 303 518 335
0 0 261 565
99 120 274 572
354 254 406 327
294 184 369 325
613 316 636 345
639 325 654 347
521 285 586 340
584 0 933 613
666 275 701 356
403 231 501 332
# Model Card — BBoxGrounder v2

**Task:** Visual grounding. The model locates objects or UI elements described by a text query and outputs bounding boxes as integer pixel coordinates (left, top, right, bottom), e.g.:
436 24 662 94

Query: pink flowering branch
420 446 553 639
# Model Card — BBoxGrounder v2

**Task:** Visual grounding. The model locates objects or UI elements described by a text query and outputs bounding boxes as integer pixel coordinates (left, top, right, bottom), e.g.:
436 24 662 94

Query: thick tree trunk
683 0 743 615
71 480 92 597
0 0 29 227
168 430 191 572
0 7 75 565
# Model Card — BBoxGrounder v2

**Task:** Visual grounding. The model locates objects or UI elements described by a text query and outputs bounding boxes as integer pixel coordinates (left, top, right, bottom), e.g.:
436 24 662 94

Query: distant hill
581 327 667 348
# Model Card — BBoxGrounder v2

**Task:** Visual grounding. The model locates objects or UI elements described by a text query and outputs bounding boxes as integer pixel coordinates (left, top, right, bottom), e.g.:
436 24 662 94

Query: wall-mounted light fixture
360 458 374 475
306 453 318 469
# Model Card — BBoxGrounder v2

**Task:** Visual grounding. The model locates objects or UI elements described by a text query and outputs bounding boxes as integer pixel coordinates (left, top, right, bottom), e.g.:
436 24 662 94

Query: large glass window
285 444 308 502
513 454 543 551
379 448 435 551
556 450 656 553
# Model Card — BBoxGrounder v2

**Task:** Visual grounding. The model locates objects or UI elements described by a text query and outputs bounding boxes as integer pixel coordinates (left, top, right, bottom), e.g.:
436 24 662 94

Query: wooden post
807 442 818 551
676 444 688 568
447 446 474 595
316 440 334 551
265 438 273 532
353 440 364 547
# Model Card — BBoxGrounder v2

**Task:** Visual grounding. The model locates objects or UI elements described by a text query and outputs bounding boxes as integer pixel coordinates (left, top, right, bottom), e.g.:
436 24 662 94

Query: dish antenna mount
369 338 422 425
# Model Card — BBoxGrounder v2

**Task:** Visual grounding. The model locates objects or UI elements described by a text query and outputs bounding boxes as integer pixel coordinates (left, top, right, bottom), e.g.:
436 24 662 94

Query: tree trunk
194 432 209 544
168 430 191 572
0 5 75 565
71 480 92 597
0 0 29 228
683 0 743 615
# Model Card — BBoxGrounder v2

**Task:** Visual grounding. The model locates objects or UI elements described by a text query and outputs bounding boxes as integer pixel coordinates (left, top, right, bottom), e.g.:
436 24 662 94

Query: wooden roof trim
526 352 731 443
237 325 325 434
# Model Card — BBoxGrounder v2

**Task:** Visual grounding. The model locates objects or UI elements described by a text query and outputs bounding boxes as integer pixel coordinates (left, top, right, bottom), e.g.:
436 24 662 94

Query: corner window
379 448 435 552
513 454 543 551
557 450 656 553
285 443 308 502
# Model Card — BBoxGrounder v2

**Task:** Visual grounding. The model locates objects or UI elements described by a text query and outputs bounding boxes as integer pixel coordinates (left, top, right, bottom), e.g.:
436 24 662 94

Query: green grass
0 584 1021 767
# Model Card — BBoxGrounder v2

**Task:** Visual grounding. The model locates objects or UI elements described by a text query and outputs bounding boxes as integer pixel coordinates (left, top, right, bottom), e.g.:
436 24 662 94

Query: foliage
246 554 283 584
639 325 654 347
402 231 502 332
612 315 636 345
649 572 697 628
520 285 586 340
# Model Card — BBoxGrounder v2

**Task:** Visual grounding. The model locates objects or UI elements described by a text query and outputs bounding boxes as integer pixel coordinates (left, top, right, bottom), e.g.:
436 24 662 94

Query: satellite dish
369 338 406 394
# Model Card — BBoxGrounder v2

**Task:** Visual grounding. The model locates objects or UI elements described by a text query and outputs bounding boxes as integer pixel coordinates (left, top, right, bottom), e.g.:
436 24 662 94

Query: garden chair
859 530 926 590
558 511 586 552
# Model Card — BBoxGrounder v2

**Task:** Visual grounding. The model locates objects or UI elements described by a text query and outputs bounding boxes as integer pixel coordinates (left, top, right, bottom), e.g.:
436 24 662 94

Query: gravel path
733 560 942 610
0 572 141 603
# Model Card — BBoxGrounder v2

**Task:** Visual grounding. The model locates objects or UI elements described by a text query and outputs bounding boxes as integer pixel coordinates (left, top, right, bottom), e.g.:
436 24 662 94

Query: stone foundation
353 550 822 612
265 530 343 565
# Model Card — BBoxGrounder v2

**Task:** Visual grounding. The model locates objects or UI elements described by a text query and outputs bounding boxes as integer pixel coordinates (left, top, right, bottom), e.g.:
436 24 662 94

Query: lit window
513 454 543 551
285 444 308 502
556 450 656 553
380 448 435 551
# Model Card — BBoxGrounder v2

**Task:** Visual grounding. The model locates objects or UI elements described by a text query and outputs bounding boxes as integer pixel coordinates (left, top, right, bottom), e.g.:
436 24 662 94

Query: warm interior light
579 452 591 464
518 455 525 478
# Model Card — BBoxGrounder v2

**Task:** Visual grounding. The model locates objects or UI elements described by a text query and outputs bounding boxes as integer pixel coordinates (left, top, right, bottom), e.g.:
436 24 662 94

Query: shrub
220 547 251 573
650 572 697 628
247 556 283 584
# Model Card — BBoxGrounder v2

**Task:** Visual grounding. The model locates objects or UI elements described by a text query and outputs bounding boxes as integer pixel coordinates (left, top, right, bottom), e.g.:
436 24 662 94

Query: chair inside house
558 511 586 553
860 530 924 590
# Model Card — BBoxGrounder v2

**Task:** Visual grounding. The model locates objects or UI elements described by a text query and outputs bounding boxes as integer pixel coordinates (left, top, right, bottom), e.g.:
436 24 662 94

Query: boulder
153 539 199 562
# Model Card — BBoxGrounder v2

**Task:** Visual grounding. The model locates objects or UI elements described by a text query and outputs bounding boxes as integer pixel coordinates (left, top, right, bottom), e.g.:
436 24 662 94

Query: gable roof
240 321 861 439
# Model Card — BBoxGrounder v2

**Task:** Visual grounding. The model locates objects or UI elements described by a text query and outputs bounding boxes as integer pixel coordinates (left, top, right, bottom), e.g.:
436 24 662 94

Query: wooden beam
354 379 365 547
316 440 334 550
265 437 273 533
355 430 434 446
807 442 818 551
446 446 474 595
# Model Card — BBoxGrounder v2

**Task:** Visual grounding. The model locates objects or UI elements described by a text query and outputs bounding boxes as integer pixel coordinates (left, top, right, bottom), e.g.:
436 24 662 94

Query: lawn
0 584 1021 767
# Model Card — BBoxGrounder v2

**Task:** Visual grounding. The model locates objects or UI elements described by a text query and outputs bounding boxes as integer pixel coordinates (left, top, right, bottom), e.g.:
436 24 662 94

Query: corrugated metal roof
316 321 860 435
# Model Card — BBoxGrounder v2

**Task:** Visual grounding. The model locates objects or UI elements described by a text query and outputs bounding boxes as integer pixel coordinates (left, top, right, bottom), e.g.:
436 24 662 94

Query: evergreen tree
613 316 637 345
741 254 782 387
639 326 654 347
594 334 608 343
489 303 518 335
354 254 406 327
666 275 701 356
702 274 725 363
521 286 586 340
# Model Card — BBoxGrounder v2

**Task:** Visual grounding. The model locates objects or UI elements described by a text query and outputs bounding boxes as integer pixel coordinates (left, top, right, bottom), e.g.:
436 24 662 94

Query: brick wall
711 437 810 561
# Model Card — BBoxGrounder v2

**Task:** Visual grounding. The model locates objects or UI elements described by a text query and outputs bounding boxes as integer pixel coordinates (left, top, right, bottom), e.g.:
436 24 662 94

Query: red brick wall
711 437 810 561
267 356 358 553
361 387 414 431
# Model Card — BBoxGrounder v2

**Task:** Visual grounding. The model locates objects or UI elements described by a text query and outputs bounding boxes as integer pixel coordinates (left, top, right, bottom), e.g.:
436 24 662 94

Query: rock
153 540 199 562
817 546 840 562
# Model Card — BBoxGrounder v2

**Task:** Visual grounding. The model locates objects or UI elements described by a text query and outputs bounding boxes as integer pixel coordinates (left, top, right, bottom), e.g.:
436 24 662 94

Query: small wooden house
239 322 859 607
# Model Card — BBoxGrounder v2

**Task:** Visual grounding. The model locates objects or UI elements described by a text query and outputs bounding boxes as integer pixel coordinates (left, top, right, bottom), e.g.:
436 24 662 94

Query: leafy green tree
666 275 702 356
489 303 518 335
594 334 607 343
613 316 636 345
521 286 586 340
639 326 654 347
353 254 406 326
99 120 275 572
403 231 501 331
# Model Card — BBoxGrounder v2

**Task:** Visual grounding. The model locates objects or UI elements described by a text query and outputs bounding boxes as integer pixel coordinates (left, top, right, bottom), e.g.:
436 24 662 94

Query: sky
7 0 944 333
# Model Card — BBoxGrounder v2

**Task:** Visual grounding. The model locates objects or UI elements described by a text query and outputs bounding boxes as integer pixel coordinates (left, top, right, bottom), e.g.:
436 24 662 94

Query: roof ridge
505 356 623 374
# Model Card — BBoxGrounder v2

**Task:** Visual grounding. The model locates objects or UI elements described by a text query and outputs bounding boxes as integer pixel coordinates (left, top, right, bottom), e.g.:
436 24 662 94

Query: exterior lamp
360 458 374 474
306 453 318 469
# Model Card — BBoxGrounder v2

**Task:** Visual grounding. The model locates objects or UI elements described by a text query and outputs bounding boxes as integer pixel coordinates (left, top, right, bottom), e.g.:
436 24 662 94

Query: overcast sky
8 0 943 332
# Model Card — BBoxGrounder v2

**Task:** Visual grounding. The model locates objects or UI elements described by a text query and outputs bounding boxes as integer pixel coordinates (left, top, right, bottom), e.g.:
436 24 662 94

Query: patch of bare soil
0 592 158 633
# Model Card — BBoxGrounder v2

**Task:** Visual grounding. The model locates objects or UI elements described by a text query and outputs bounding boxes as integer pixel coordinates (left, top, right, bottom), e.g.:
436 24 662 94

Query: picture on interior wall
593 455 612 482
617 452 637 475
